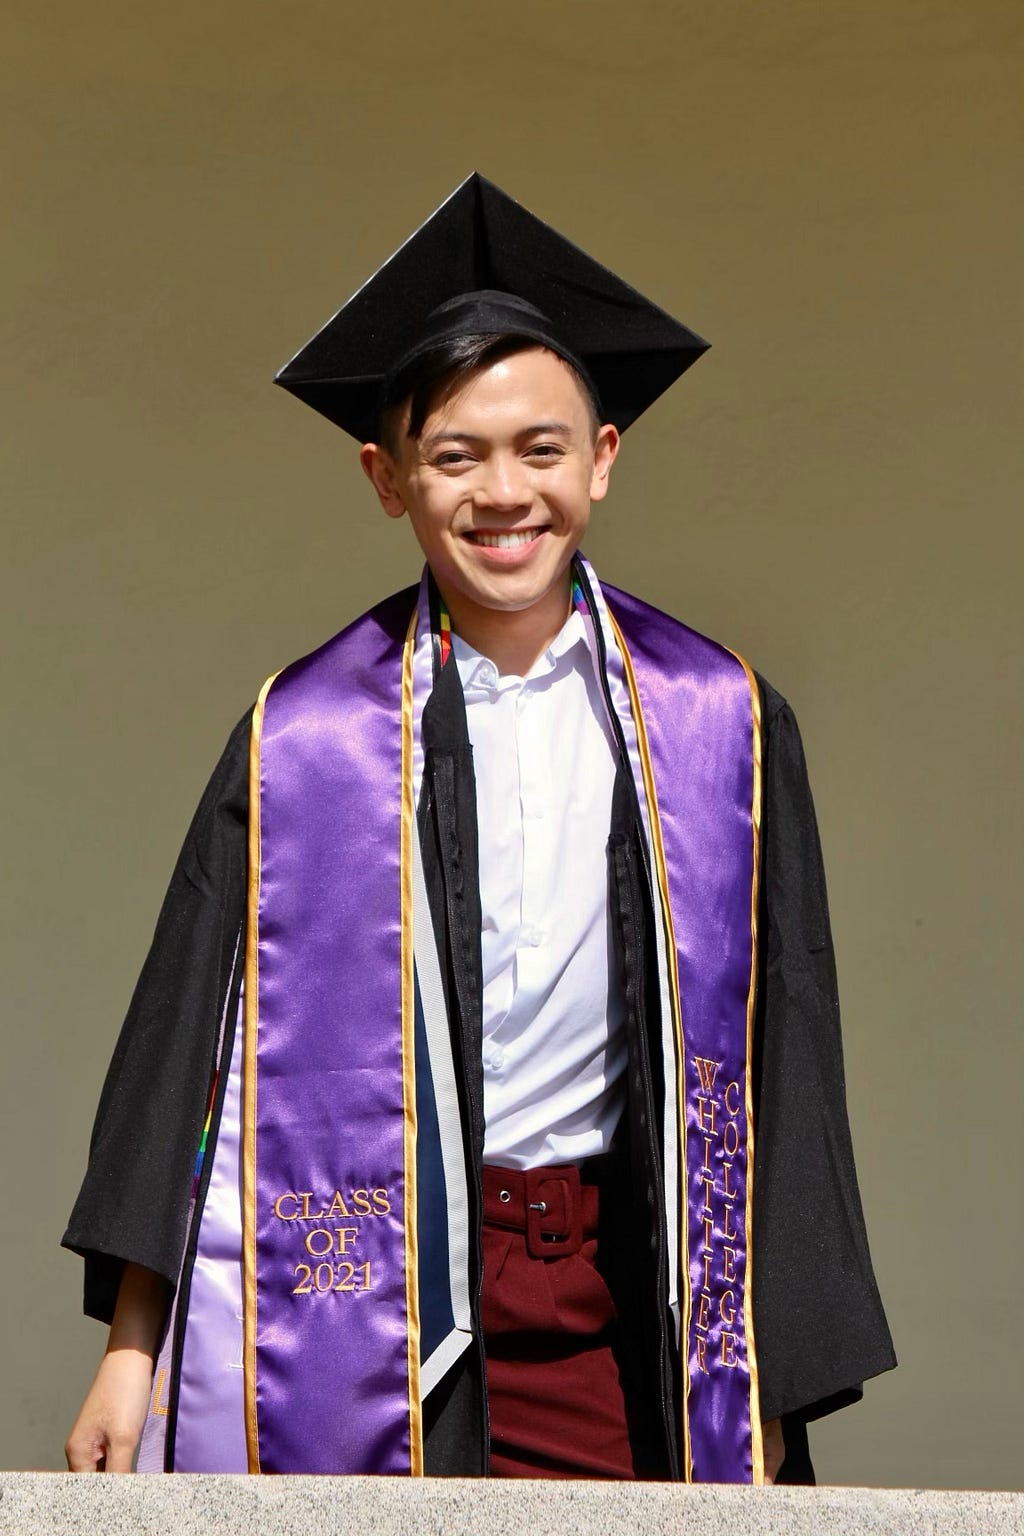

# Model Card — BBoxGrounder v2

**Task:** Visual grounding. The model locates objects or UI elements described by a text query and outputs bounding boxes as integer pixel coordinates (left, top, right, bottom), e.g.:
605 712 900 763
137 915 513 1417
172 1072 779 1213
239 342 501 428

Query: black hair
376 333 602 456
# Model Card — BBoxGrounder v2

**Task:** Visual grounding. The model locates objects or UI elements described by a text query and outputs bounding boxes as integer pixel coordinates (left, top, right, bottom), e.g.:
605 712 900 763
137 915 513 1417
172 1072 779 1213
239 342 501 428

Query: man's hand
762 1416 785 1484
65 1263 170 1472
64 1347 155 1471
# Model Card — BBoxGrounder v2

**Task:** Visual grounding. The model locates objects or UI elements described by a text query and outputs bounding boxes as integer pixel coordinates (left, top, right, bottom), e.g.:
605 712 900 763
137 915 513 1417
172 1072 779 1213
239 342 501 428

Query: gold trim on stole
243 671 278 1474
727 647 765 1484
607 614 693 1481
400 608 424 1474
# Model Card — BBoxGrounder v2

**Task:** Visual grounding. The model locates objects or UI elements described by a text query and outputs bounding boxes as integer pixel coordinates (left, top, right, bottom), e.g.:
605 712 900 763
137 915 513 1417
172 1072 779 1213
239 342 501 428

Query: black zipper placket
428 753 491 1465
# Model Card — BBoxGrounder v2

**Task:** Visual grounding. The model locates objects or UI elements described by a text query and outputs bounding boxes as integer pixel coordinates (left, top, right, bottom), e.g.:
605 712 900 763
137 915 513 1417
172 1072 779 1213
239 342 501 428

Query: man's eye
527 444 564 460
434 452 473 467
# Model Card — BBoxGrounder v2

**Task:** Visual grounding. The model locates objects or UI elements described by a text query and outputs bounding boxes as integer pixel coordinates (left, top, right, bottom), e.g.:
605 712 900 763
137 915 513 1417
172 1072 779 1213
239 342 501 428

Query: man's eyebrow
420 422 575 451
522 421 574 438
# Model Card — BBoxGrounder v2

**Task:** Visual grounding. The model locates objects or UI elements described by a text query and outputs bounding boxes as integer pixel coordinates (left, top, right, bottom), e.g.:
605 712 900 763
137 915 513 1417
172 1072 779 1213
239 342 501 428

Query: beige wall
3 0 1021 1486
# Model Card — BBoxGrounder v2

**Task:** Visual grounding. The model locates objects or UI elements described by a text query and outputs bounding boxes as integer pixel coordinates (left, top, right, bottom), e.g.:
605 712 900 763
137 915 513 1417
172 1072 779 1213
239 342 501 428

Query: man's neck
442 577 573 679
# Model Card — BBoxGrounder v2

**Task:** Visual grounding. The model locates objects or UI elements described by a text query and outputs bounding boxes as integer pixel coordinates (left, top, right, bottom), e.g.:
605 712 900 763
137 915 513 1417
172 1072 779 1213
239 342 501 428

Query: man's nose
474 454 530 511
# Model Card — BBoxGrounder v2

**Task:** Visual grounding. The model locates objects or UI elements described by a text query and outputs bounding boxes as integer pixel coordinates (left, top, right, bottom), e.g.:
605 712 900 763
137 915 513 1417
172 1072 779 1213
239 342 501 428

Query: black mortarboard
275 172 709 443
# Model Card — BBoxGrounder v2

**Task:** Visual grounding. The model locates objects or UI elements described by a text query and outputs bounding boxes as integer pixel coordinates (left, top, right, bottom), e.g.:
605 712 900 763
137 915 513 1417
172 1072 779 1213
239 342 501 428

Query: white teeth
470 530 540 548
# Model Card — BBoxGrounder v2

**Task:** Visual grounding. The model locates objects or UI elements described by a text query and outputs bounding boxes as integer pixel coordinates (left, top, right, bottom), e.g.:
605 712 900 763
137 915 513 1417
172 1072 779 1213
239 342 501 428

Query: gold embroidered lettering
688 1063 748 1379
304 1228 334 1257
697 1097 718 1136
292 1260 374 1297
282 1181 389 1297
693 1057 721 1096
151 1367 170 1417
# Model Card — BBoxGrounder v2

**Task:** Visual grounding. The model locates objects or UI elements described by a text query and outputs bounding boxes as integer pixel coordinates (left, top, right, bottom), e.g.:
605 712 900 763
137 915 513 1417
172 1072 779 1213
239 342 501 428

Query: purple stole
143 569 764 1481
601 583 763 1482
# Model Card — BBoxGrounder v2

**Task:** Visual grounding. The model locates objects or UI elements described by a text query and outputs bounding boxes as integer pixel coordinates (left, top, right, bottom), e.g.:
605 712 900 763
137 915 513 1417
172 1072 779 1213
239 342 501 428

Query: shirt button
521 928 542 948
486 1047 505 1070
481 665 497 688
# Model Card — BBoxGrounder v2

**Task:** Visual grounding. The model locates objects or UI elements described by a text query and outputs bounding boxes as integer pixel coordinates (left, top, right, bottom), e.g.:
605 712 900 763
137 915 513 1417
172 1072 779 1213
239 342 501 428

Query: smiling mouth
463 528 547 549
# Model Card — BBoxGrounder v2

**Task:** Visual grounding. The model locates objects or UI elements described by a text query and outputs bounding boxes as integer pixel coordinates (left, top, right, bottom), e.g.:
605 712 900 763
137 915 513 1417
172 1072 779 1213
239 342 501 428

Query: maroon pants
481 1163 636 1480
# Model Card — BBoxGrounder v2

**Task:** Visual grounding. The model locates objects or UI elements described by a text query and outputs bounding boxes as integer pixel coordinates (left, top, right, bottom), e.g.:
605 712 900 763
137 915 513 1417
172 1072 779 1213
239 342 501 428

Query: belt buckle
525 1165 583 1259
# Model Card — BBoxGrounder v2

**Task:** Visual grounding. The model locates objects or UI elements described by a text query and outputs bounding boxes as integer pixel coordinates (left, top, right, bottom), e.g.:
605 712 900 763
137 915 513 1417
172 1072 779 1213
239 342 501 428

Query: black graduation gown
62 665 896 1481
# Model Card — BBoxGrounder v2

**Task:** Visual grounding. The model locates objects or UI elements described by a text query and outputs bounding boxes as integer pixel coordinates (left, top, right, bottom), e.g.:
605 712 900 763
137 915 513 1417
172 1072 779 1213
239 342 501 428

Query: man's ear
589 423 620 503
360 443 406 520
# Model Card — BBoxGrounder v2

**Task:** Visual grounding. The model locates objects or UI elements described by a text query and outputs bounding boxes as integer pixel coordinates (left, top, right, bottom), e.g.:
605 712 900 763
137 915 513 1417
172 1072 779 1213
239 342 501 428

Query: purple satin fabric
250 591 416 1474
606 585 758 1482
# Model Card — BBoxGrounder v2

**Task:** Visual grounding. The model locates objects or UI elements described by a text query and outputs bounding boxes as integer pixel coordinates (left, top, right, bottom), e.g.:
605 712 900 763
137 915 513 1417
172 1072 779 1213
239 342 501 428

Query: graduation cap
275 172 709 443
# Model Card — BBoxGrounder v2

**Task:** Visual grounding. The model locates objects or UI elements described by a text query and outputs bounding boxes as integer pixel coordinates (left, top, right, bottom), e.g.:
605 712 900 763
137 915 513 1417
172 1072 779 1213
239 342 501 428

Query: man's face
361 347 619 637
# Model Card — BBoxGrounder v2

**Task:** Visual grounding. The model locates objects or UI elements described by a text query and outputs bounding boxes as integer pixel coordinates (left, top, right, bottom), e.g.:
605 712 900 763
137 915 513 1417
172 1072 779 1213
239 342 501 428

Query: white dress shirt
448 608 628 1169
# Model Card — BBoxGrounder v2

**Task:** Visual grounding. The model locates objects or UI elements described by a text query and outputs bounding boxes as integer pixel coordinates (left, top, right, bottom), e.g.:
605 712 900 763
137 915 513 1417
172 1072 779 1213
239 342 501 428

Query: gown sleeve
61 713 251 1324
751 680 897 1432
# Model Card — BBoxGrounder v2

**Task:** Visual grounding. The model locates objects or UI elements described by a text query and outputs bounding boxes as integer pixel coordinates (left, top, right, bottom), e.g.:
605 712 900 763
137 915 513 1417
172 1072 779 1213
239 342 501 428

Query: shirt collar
452 605 592 692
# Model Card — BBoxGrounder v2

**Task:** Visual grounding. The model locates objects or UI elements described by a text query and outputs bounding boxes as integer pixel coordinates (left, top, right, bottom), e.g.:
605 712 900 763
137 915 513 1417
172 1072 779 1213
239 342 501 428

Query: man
63 174 895 1483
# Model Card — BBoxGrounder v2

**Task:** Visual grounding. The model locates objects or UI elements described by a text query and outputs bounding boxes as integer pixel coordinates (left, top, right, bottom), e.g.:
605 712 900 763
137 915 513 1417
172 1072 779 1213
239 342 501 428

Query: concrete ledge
1 1474 1021 1536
